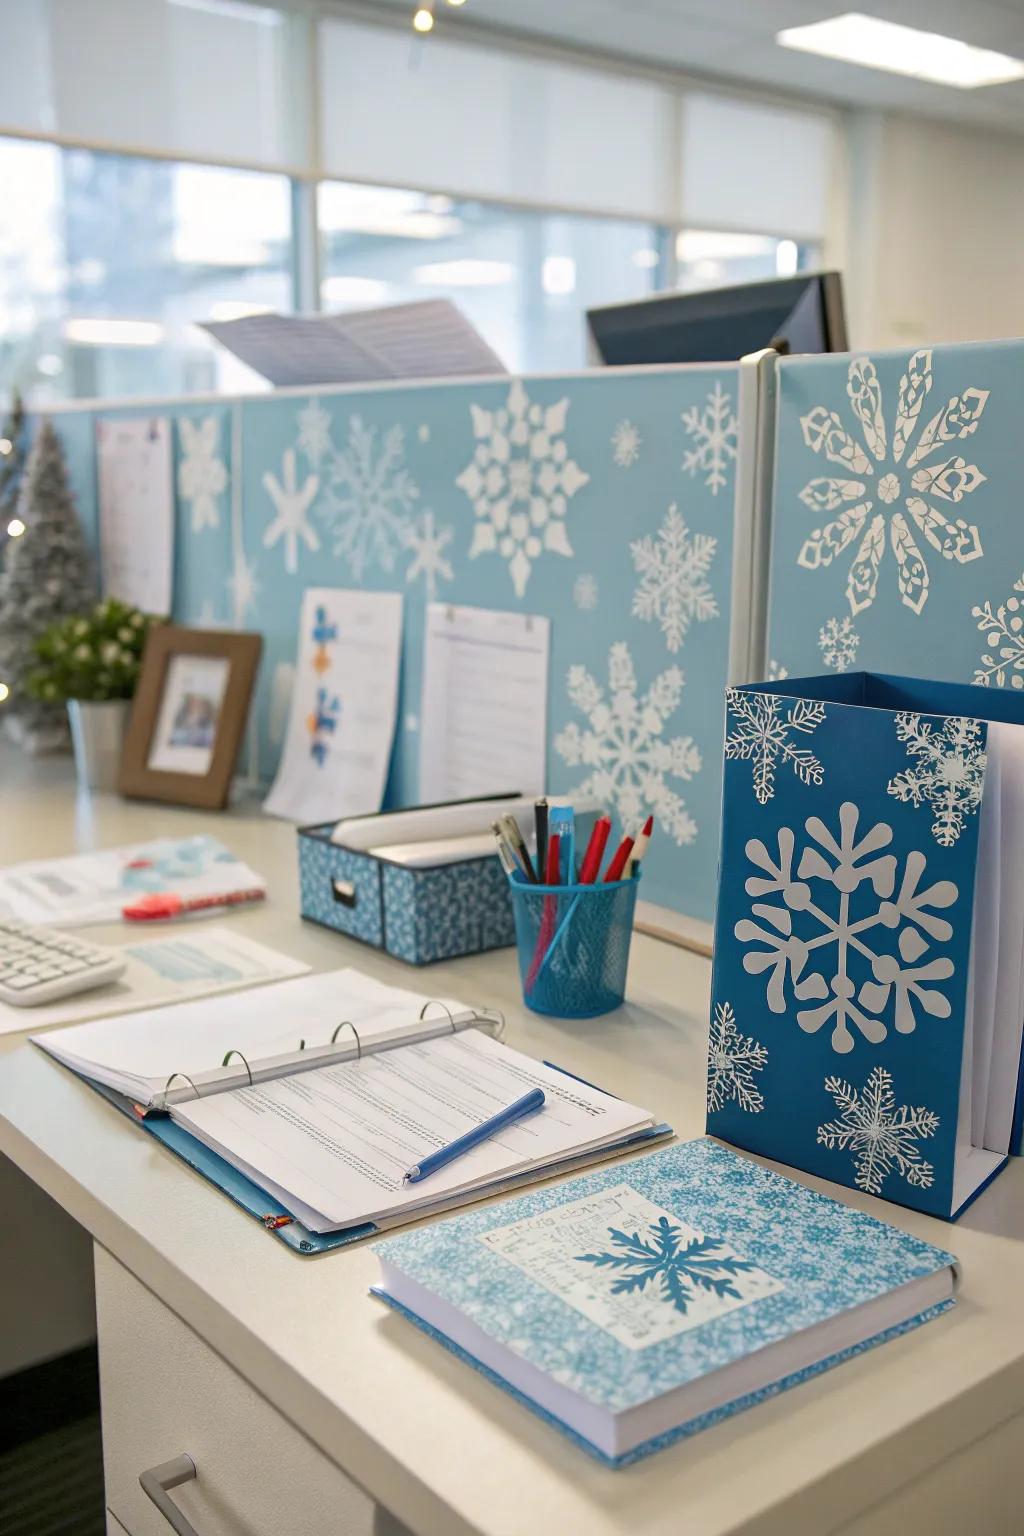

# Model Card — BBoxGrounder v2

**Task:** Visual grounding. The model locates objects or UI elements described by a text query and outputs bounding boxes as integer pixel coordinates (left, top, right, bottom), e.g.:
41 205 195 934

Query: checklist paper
418 603 550 802
95 416 174 615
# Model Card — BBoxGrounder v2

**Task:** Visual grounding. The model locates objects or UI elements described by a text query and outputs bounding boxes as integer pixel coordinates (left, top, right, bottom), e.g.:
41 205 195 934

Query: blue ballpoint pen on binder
404 1088 546 1183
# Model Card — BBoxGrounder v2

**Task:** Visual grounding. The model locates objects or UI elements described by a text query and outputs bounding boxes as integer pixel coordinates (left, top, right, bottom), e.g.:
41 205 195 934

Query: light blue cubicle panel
52 364 746 924
766 341 1024 692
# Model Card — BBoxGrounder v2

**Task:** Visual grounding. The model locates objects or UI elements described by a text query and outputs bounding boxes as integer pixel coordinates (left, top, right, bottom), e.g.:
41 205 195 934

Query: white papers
0 928 307 1039
0 836 265 927
264 588 403 824
201 300 506 387
96 417 174 614
419 604 550 803
330 795 541 850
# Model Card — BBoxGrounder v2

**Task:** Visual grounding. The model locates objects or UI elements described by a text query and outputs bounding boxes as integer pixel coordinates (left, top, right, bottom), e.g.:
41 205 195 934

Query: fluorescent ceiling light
777 13 1024 89
631 247 660 270
413 259 514 287
321 276 391 306
542 256 576 297
63 318 164 347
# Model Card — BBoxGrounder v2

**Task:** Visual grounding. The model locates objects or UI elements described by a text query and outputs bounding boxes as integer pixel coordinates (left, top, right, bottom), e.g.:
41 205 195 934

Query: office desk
0 753 1022 1536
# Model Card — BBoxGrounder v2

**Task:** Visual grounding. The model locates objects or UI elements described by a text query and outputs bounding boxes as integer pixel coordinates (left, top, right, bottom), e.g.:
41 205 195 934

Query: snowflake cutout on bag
317 415 419 580
573 573 599 611
735 802 958 1054
724 689 826 805
456 379 590 598
706 1002 768 1114
177 416 228 533
817 1066 939 1195
554 641 701 845
403 510 454 600
818 615 860 672
682 381 738 495
576 1219 758 1317
972 574 1024 689
630 503 718 654
611 418 642 468
796 349 989 616
886 713 986 847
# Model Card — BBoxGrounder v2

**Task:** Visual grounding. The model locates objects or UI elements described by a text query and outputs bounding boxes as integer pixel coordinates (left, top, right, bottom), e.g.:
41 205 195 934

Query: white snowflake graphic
817 1066 939 1196
319 415 419 580
818 615 860 672
296 398 333 468
725 689 826 805
682 381 738 495
226 550 260 623
195 599 226 630
767 660 789 681
262 448 320 575
404 509 454 600
178 416 227 533
735 802 958 1054
972 574 1024 689
573 573 599 612
796 349 990 616
706 1002 768 1114
554 641 702 846
456 379 590 598
887 713 986 847
630 504 718 654
611 418 642 468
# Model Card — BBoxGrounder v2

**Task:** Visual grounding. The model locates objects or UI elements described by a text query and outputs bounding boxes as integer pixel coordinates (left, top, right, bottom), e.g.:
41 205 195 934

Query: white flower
74 643 91 661
101 641 120 664
132 613 145 627
118 626 134 643
74 620 89 637
119 648 135 665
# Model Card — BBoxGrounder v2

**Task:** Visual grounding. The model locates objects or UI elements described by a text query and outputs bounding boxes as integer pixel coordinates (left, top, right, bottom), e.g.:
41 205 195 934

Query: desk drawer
95 1247 375 1536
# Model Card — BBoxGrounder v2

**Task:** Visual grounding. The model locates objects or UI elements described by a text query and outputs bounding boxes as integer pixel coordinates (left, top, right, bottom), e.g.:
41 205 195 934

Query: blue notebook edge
370 1288 955 1468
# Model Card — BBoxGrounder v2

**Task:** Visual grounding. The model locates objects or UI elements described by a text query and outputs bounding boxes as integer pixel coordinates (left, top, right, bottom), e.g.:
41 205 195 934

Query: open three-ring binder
33 968 669 1253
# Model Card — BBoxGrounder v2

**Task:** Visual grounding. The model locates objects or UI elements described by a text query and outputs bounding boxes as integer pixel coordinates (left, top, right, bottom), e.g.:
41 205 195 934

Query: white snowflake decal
735 802 958 1054
818 615 860 672
707 1002 768 1114
296 398 333 468
178 416 227 533
887 713 986 847
573 573 599 611
630 503 718 654
972 574 1024 689
456 379 590 598
404 509 454 600
262 448 320 575
725 689 826 805
682 381 738 495
767 660 789 681
817 1066 939 1196
554 641 702 846
611 418 642 468
226 550 260 623
796 349 989 616
318 415 419 581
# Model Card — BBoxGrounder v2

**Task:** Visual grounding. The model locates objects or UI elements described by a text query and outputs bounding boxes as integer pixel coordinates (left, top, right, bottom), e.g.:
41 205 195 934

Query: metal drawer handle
331 877 357 908
139 1453 199 1536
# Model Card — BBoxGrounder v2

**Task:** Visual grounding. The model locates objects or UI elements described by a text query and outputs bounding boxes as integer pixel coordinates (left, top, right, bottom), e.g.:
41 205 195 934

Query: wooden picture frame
119 626 262 809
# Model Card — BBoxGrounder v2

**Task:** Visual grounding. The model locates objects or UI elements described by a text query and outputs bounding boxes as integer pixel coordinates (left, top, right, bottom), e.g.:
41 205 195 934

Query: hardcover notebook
372 1138 958 1466
709 672 1024 1221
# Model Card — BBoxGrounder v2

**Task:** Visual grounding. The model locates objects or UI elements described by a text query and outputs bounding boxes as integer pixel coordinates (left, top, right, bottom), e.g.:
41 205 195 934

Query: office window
674 231 821 293
317 181 670 373
0 137 293 402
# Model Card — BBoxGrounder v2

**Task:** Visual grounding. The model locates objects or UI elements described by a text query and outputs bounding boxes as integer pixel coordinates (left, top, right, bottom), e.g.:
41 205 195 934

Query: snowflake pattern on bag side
886 713 986 847
817 1066 939 1195
706 1002 768 1114
724 689 826 805
971 574 1024 689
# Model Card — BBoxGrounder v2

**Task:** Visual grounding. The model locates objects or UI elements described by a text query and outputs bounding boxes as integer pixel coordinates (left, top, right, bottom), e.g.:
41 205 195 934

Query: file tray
298 821 515 965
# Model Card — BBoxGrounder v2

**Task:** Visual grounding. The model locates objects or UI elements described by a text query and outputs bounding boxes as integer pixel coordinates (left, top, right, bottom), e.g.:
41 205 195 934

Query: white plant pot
67 699 130 795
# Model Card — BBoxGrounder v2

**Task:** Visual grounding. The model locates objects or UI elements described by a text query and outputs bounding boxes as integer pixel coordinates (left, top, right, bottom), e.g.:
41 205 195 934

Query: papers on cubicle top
200 300 507 388
419 603 550 804
264 587 403 824
95 416 174 615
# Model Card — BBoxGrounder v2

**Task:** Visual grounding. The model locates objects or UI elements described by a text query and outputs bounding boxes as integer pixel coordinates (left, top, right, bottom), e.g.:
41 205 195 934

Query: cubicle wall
51 362 750 929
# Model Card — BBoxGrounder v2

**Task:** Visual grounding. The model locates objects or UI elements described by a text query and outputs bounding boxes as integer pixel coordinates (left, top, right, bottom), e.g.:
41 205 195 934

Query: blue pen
404 1088 546 1183
548 804 575 882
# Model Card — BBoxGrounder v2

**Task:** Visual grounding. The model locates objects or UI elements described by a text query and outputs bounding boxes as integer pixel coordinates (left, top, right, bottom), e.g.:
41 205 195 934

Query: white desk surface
0 754 1022 1536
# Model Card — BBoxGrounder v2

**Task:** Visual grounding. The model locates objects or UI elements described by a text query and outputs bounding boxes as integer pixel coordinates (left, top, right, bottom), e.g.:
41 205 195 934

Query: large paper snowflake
318 415 419 580
725 689 826 805
682 381 738 495
576 1219 758 1316
554 641 701 845
972 574 1024 689
573 573 599 611
178 416 227 533
735 802 959 1054
818 615 860 672
403 509 454 600
456 379 590 598
767 660 789 681
611 418 642 468
817 1066 939 1196
887 713 986 847
262 449 320 575
706 1002 768 1114
796 349 989 616
630 503 718 654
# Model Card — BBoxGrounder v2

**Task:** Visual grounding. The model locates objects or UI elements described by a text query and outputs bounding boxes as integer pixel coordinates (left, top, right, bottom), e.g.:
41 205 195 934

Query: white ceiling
390 0 1024 133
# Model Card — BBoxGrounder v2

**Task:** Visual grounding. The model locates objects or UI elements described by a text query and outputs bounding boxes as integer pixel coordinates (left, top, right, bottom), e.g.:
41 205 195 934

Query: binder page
96 416 174 614
418 604 550 802
983 723 1024 1150
967 740 1000 1144
171 1030 654 1231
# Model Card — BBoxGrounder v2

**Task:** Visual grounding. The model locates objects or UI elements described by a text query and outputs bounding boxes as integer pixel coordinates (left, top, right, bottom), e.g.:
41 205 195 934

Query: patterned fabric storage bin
297 822 516 964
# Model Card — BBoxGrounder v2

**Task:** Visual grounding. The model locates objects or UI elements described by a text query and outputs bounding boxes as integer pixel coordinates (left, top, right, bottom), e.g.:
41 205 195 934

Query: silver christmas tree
0 420 97 752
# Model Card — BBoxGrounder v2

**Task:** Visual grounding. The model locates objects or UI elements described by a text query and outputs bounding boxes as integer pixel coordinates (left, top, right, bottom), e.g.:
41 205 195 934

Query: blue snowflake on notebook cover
577 1219 758 1315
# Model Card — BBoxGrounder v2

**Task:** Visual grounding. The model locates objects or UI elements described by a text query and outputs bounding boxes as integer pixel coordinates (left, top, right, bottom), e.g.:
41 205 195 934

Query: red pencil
603 832 635 883
626 815 654 877
526 833 562 991
578 815 611 884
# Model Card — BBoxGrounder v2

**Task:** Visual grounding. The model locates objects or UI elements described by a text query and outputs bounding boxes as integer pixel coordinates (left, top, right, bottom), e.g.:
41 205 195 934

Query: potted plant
26 599 162 793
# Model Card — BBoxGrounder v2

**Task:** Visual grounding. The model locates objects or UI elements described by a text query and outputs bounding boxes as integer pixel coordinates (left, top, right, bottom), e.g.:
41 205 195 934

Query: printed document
96 416 174 614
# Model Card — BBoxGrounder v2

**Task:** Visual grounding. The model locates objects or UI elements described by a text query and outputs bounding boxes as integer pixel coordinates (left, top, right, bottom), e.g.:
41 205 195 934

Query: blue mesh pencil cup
510 875 639 1018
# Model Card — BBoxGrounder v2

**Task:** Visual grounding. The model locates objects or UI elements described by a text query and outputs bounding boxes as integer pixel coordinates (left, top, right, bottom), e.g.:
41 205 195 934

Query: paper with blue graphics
264 587 403 824
95 416 174 615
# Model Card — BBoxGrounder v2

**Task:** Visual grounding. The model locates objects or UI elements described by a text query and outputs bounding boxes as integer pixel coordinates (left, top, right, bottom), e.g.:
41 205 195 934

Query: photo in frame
119 627 262 809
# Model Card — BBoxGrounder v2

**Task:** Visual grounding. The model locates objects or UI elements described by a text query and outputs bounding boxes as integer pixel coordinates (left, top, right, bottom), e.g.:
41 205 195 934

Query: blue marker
404 1088 546 1183
547 803 575 883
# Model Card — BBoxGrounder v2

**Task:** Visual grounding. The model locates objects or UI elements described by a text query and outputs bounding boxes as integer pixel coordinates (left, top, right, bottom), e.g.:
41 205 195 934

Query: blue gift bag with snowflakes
707 671 1024 1220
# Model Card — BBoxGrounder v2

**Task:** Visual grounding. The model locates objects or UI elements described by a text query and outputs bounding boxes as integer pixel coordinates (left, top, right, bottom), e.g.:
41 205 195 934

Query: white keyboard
0 920 126 1007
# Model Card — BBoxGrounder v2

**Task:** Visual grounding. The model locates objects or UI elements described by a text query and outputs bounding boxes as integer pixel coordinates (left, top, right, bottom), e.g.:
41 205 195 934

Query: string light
6 518 26 538
0 683 8 704
446 0 467 6
413 6 434 30
0 438 11 456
